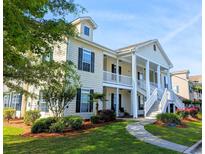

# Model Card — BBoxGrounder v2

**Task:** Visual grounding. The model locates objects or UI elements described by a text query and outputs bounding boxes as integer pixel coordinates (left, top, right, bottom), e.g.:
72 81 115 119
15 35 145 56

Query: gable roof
189 75 202 83
71 16 98 29
171 70 190 75
116 39 173 68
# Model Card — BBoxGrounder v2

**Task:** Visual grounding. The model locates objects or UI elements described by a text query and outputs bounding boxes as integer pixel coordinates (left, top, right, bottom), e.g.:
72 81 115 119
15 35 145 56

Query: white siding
137 43 170 68
64 38 104 118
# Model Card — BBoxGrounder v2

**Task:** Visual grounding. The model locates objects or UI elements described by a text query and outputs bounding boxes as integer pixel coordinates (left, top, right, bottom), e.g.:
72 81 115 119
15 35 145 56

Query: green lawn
4 121 179 154
145 121 202 146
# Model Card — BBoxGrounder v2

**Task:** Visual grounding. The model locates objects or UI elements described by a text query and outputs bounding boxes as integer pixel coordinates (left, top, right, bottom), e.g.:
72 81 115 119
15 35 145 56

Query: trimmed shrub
156 113 181 125
31 117 57 133
196 112 202 119
24 110 41 125
90 115 101 124
176 107 199 118
62 116 83 130
69 116 83 129
49 120 65 133
182 99 192 106
98 109 116 122
3 108 16 122
176 109 189 119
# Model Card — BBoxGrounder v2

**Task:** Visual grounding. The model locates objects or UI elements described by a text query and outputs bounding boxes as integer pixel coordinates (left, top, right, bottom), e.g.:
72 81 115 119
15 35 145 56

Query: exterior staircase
144 88 184 119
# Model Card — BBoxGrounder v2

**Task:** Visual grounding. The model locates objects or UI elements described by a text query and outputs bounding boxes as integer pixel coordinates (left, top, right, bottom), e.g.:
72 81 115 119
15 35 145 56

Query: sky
49 0 202 75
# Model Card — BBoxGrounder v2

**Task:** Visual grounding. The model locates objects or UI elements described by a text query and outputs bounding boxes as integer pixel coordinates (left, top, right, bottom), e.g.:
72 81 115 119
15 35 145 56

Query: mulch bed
4 118 121 138
153 117 201 128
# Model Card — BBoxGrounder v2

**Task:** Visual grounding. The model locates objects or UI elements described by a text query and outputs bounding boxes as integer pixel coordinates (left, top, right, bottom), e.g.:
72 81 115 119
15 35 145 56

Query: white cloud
161 13 201 44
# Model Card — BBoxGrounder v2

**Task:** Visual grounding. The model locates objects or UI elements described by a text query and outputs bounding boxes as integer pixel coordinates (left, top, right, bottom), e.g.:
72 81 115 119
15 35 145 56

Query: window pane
3 94 10 108
83 50 91 63
84 26 90 36
80 89 90 112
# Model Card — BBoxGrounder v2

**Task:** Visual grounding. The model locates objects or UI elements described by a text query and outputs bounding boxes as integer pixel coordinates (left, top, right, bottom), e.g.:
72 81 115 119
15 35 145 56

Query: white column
132 52 138 118
116 88 119 117
146 60 150 98
167 70 171 89
168 104 170 113
116 59 119 83
157 65 161 89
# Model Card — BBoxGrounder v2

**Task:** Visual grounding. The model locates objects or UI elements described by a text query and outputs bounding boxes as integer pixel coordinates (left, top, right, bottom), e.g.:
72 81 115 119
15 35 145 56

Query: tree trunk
96 101 99 115
21 83 29 117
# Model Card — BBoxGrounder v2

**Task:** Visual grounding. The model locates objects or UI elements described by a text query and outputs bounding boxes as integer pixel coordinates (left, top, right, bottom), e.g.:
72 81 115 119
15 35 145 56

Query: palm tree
91 92 107 115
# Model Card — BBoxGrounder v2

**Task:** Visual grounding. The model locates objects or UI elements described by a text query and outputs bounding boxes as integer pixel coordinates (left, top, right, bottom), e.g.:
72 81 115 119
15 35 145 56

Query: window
78 48 94 72
173 86 179 93
3 94 10 108
84 26 90 36
3 93 22 111
80 89 90 112
39 91 49 112
12 93 22 111
153 44 156 51
82 49 92 72
138 95 144 110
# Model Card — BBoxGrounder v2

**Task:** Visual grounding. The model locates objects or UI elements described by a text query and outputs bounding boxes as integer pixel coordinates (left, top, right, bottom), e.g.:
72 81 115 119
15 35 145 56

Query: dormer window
84 26 90 36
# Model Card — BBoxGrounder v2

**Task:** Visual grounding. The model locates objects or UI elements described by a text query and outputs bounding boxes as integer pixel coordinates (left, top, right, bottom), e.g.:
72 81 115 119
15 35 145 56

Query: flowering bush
176 107 199 118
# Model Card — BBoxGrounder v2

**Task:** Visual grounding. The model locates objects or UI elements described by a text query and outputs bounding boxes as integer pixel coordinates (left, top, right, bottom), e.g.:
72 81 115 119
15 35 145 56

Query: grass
3 120 179 154
145 121 202 146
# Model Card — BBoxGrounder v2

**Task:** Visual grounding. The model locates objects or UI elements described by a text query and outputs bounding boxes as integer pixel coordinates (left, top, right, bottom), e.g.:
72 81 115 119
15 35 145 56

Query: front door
170 104 174 113
111 93 122 112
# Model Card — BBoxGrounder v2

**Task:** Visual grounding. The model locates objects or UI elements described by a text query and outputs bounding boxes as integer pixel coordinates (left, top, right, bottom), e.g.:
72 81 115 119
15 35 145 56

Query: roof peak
71 16 97 29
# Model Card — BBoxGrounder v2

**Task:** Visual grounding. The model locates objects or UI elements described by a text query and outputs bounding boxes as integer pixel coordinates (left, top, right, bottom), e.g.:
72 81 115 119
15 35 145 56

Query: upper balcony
103 71 132 86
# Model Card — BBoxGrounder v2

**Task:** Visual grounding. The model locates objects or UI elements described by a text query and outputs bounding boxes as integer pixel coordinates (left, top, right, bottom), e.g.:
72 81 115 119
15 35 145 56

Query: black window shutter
119 94 122 109
119 66 122 75
112 64 116 73
76 88 81 112
111 93 114 110
78 48 83 70
89 89 94 112
91 52 95 73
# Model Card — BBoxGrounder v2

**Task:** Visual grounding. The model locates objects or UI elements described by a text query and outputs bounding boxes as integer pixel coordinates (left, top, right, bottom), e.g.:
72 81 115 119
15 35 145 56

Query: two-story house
171 70 202 101
3 16 184 119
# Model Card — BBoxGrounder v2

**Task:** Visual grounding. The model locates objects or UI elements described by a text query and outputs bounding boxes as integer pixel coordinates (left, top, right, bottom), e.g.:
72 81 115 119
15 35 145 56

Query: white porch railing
159 88 168 112
103 71 117 83
144 88 158 116
137 79 146 90
103 71 132 86
119 74 132 85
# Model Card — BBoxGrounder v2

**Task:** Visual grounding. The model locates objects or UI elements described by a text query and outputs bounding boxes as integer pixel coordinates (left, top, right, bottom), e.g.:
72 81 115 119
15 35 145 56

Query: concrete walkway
126 119 189 153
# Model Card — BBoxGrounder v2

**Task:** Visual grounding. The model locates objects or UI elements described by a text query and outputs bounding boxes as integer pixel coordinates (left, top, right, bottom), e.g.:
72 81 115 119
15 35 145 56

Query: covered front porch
103 86 146 117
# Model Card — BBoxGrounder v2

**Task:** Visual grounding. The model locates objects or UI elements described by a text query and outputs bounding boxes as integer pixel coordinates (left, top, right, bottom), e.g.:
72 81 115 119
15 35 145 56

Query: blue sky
49 0 202 75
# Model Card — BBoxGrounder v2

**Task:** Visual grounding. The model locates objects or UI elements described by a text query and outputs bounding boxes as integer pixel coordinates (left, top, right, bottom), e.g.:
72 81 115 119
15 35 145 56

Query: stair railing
169 89 185 109
159 88 168 112
144 88 158 116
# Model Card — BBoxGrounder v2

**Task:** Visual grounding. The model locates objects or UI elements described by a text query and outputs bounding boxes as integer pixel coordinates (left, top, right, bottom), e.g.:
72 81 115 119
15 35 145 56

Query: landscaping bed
145 120 202 146
4 118 120 138
145 110 202 147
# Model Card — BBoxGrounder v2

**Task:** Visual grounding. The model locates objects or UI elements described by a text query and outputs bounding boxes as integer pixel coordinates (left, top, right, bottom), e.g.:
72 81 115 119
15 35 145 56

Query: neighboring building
189 75 202 100
3 16 184 119
171 70 202 101
171 70 191 100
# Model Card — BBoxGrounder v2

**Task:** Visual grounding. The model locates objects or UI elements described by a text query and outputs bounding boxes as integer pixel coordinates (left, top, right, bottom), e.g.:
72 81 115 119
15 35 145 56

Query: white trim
103 83 132 90
136 54 170 69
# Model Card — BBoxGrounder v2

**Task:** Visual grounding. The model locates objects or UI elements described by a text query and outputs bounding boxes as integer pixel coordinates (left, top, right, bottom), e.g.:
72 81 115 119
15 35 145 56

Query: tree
42 61 81 117
3 0 85 94
91 93 107 115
